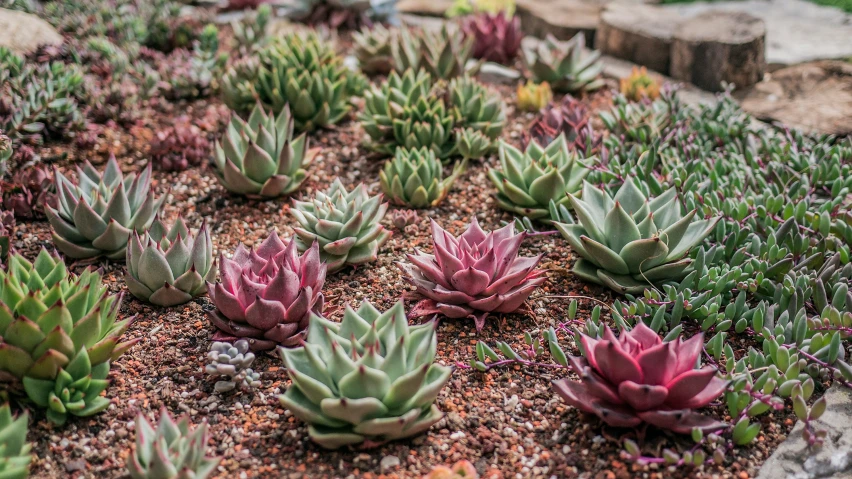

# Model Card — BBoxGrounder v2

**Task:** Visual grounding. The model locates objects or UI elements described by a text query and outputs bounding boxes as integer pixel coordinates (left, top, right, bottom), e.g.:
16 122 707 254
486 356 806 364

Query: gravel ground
6 73 798 479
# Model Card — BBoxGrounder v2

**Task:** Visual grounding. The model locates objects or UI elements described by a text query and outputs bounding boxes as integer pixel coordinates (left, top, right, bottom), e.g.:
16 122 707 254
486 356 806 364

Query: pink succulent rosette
207 232 326 351
554 323 728 433
397 218 547 331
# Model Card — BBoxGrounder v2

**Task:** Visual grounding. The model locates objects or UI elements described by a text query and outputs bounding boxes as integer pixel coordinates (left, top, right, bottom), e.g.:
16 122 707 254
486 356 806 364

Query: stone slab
0 8 62 55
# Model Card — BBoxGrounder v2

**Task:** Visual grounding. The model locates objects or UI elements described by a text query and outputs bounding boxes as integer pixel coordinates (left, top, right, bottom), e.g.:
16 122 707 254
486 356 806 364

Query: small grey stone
380 455 400 471
478 63 521 85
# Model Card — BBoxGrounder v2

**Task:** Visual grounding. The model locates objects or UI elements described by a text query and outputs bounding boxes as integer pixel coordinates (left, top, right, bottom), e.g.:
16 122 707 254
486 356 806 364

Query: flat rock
661 0 852 66
737 61 852 137
757 383 852 479
0 8 62 55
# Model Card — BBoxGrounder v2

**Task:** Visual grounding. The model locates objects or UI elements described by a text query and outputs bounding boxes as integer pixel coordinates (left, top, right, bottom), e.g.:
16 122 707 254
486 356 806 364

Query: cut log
670 12 766 92
516 0 601 44
596 4 681 74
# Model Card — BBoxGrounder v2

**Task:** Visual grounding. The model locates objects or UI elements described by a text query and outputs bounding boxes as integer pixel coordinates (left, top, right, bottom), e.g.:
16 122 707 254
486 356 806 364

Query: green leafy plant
0 403 31 479
391 25 475 80
522 33 603 94
380 147 465 208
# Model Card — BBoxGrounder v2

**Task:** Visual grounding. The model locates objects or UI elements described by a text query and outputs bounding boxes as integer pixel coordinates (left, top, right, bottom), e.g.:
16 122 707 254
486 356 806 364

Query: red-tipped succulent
151 118 211 172
553 324 727 434
207 232 327 351
2 166 54 219
397 218 546 331
525 96 601 156
462 12 523 65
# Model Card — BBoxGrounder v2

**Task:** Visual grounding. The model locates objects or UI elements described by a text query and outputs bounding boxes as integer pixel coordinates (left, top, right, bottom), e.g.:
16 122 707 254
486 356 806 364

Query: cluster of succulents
213 103 317 198
231 3 272 54
205 340 261 393
127 407 219 479
353 24 395 75
516 80 552 112
620 66 661 102
380 147 465 208
151 119 211 172
0 404 31 479
2 166 53 220
522 33 603 94
461 12 522 65
279 300 452 449
282 0 400 29
448 76 505 142
391 25 475 80
526 96 601 154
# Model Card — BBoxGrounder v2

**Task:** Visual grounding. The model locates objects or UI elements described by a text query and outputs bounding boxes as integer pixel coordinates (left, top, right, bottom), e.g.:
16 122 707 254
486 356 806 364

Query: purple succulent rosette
207 232 326 351
398 218 547 331
553 323 728 434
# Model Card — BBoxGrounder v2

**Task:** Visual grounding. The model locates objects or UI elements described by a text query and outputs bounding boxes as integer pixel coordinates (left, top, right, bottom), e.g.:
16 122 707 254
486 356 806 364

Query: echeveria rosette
359 69 433 148
0 403 31 479
127 407 220 479
462 12 522 65
22 348 111 425
397 218 546 331
379 147 465 208
126 216 216 307
0 250 137 395
448 76 505 141
291 179 391 272
279 301 452 449
213 103 318 199
46 155 166 260
555 181 721 294
207 232 326 352
488 134 591 220
391 25 474 80
553 324 727 434
522 33 604 94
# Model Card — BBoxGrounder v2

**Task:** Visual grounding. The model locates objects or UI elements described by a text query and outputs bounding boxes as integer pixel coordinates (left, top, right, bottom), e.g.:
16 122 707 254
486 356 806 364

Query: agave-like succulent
46 156 166 260
213 103 317 198
127 407 220 479
0 250 137 395
360 69 433 149
448 76 505 140
620 66 661 102
397 218 546 330
461 12 522 65
523 33 604 94
554 181 721 294
516 80 552 112
0 403 31 479
553 324 727 433
526 96 601 155
291 179 391 272
205 340 261 393
455 127 492 161
353 24 395 75
391 25 474 80
279 300 452 449
207 232 326 351
126 216 215 307
380 147 465 208
489 135 590 220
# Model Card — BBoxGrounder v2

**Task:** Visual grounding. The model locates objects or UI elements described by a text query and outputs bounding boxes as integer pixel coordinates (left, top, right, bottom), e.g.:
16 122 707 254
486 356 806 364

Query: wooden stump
671 12 766 92
596 4 681 74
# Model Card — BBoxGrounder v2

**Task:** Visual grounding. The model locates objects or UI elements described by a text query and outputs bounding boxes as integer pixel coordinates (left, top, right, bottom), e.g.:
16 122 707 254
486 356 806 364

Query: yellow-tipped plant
516 81 553 112
620 67 661 102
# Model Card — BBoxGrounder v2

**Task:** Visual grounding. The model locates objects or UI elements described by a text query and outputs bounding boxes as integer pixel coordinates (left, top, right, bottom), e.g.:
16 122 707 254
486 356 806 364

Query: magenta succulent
397 218 546 330
462 13 523 65
553 324 727 434
207 232 326 351
525 96 601 156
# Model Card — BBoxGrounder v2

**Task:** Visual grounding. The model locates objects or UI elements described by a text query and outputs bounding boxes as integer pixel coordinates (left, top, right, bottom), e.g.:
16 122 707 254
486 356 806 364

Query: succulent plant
388 96 457 159
448 76 505 140
0 403 30 479
232 3 271 54
208 232 326 351
292 179 391 272
424 460 478 479
205 340 261 393
455 128 493 161
391 209 419 230
2 166 53 220
391 25 474 80
127 407 220 479
0 249 137 397
46 156 166 260
0 211 13 265
461 12 522 65
553 324 727 433
353 24 395 75
126 216 215 307
446 0 515 17
489 134 590 220
527 97 601 155
279 300 452 449
522 33 604 94
221 32 354 131
0 131 10 175
380 147 465 208
516 81 552 113
282 0 400 29
554 181 721 294
213 103 317 198
398 218 546 330
23 348 110 425
620 66 661 102
151 119 211 172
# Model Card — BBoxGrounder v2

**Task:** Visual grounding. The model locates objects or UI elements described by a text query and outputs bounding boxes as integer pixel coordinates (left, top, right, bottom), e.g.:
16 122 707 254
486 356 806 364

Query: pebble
380 455 400 471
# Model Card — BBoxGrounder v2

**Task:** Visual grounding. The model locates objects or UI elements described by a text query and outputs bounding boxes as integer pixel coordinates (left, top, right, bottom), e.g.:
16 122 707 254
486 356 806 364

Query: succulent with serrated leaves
213 103 317 199
279 300 452 449
46 156 166 260
207 232 326 351
380 147 465 208
222 32 354 132
489 135 590 220
291 179 391 272
283 0 400 29
554 181 720 294
516 81 552 112
391 25 474 80
353 24 395 75
127 407 220 479
462 12 522 65
398 218 546 330
126 216 215 307
359 69 433 151
448 76 505 140
620 66 661 102
0 403 30 479
455 128 492 161
206 340 261 393
522 33 603 94
0 249 137 398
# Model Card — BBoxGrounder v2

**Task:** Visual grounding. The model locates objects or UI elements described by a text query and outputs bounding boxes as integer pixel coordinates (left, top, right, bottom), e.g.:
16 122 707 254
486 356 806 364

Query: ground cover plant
0 0 851 477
